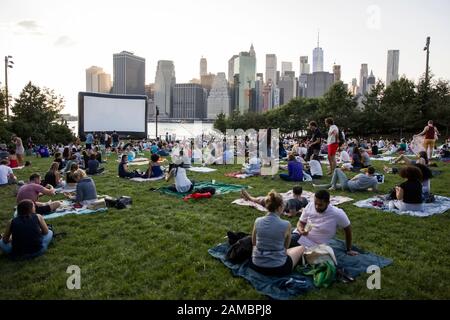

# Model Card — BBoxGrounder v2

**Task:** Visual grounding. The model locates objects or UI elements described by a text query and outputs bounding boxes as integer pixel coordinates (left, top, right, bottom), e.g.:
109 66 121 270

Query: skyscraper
172 84 206 120
200 57 207 78
253 73 264 113
300 56 310 75
351 78 358 95
154 60 176 119
113 51 145 95
228 55 238 84
313 33 324 72
278 71 297 105
386 50 400 86
305 72 334 98
333 64 341 83
367 70 376 93
207 73 230 119
359 64 369 95
86 66 112 93
281 62 293 76
201 74 216 94
234 45 257 113
265 54 277 85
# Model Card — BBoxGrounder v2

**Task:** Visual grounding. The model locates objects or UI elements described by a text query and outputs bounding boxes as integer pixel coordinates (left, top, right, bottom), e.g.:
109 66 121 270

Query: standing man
112 131 119 148
416 120 439 160
325 118 339 175
306 121 322 161
85 132 94 150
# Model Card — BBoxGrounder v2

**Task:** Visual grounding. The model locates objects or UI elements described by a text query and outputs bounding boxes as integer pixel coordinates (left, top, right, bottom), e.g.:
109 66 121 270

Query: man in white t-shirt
290 190 358 256
0 159 17 185
325 118 339 176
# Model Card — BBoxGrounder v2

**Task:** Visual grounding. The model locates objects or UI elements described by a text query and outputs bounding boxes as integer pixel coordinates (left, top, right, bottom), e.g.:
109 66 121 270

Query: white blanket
130 176 165 182
233 190 354 212
188 167 218 173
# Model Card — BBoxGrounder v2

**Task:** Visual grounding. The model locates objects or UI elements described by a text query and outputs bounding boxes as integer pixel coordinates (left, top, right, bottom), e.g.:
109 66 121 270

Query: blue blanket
354 195 450 217
208 239 392 300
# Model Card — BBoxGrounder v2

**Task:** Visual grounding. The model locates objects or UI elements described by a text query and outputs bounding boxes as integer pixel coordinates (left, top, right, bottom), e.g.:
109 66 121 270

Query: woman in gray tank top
250 190 305 277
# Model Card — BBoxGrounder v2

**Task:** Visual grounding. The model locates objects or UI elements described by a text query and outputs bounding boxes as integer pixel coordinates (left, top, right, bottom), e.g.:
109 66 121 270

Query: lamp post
155 105 159 140
424 37 431 86
4 55 14 121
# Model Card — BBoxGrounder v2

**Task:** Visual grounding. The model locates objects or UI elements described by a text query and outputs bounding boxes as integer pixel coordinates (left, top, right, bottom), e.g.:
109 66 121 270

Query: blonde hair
265 190 284 212
73 169 87 181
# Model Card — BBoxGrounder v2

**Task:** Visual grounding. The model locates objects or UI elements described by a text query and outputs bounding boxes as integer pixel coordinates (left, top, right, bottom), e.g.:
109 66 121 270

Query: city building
207 73 230 119
367 70 376 93
200 57 207 77
351 78 358 95
172 84 207 120
265 54 277 85
201 73 216 94
300 56 310 75
278 71 297 105
281 61 293 76
228 55 238 84
305 72 334 98
233 45 257 113
154 60 176 119
386 50 400 86
86 66 112 93
359 63 369 95
333 64 341 83
253 73 265 113
113 51 145 95
313 33 324 72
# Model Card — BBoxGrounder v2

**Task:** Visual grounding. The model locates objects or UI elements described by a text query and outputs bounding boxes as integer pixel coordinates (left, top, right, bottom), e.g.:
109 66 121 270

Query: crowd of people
0 120 448 277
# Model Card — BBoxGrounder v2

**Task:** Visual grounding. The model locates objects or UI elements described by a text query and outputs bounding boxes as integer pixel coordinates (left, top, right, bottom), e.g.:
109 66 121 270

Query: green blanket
159 181 248 198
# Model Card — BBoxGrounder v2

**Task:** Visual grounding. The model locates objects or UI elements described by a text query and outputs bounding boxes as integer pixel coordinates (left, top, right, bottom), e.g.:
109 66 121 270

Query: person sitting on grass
242 156 261 175
65 169 98 206
440 144 450 161
64 154 79 173
313 166 378 192
165 160 194 193
279 153 303 182
42 162 63 188
249 190 305 277
16 173 61 215
87 153 105 175
0 159 18 186
66 163 79 186
290 190 358 256
143 153 165 179
53 152 65 171
118 154 143 179
305 154 323 180
361 148 372 168
8 149 19 168
241 186 308 217
389 166 424 212
0 199 53 259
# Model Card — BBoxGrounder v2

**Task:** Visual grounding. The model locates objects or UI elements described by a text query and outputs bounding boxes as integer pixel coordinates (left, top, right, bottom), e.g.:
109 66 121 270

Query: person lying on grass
249 190 305 277
64 169 98 206
290 190 358 256
241 186 308 217
0 199 53 259
313 166 378 192
16 173 61 215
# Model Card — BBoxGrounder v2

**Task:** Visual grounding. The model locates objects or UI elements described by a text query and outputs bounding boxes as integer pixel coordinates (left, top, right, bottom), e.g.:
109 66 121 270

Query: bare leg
287 246 305 269
241 189 265 206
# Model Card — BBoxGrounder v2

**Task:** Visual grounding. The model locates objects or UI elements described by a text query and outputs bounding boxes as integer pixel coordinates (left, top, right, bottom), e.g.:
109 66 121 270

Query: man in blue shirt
85 133 94 150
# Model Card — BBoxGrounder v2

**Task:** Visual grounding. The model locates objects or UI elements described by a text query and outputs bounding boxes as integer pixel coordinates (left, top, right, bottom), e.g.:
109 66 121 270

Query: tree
0 88 12 142
213 113 227 133
360 80 385 134
9 82 74 144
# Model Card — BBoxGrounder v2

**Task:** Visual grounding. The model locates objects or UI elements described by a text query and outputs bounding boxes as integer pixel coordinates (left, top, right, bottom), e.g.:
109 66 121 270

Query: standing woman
13 135 25 166
250 190 305 276
417 120 439 160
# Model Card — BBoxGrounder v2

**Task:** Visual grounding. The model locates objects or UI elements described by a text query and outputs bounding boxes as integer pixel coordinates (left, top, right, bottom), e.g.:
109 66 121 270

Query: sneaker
328 187 336 191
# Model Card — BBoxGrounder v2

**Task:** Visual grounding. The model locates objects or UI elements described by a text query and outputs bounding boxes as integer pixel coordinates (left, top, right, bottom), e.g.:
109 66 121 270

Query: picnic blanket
159 181 248 198
187 167 218 173
130 176 165 182
225 171 256 179
370 156 396 162
208 238 393 300
11 166 25 170
117 158 149 166
233 190 353 212
13 200 108 220
55 185 77 194
354 195 450 217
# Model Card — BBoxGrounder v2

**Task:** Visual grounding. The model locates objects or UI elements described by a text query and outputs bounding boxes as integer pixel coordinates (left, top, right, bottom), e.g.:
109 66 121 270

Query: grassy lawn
0 153 449 300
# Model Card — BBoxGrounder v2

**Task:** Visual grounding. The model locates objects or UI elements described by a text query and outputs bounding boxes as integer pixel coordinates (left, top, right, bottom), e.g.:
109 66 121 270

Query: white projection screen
78 92 147 138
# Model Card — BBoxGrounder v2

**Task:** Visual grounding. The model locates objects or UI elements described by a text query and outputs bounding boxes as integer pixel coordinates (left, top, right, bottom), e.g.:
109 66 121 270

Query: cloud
54 35 76 47
15 20 44 36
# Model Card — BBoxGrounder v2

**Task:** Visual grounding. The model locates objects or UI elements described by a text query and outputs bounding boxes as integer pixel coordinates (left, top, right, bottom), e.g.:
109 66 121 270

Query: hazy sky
1 0 449 115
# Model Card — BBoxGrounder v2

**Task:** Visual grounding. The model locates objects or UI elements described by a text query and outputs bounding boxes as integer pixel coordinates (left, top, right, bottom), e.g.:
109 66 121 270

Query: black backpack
337 130 345 146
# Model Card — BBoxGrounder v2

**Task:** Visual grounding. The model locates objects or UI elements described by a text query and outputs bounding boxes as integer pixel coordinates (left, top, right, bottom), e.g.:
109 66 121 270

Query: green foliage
215 76 450 137
8 82 75 144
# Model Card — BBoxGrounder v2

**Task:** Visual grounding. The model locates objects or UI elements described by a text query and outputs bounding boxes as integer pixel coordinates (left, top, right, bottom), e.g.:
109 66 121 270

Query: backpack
225 231 252 264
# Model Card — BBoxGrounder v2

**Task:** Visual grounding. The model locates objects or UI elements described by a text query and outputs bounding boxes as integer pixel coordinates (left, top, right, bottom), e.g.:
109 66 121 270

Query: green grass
0 154 449 300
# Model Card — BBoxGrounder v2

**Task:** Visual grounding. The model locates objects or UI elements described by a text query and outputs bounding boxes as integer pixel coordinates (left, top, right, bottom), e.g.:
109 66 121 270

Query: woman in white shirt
166 162 194 193
339 146 352 171
307 154 323 179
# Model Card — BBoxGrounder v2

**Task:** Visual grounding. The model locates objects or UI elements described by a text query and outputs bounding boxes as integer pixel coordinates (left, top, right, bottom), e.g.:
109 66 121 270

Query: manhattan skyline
1 0 450 115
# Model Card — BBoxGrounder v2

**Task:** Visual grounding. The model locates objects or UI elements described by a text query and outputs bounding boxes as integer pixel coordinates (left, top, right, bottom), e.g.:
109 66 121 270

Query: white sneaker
328 187 336 191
